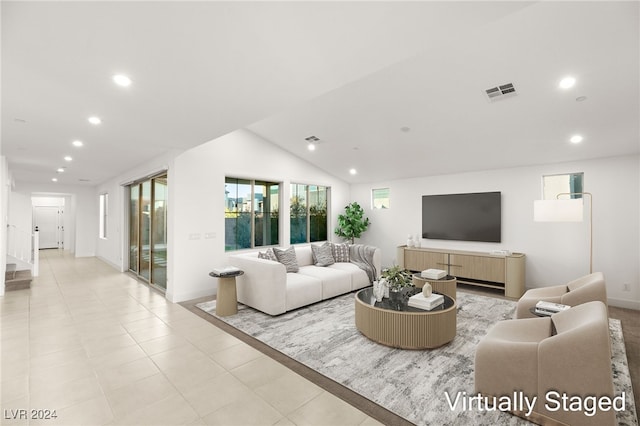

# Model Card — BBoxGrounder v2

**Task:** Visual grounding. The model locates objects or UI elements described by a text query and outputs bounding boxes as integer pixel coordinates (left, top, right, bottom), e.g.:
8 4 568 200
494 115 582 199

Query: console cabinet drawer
404 250 446 272
449 254 505 283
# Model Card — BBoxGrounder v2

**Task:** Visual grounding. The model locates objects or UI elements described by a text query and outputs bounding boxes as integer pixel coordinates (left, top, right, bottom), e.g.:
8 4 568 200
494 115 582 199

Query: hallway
0 250 378 425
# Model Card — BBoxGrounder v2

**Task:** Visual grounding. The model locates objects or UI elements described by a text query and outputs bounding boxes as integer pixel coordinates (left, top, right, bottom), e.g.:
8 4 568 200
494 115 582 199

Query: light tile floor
1 250 382 426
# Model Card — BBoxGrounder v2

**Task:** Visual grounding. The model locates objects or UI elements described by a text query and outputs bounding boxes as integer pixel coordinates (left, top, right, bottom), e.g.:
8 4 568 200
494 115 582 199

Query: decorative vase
414 234 421 248
372 280 384 302
406 235 414 247
422 282 432 297
379 278 389 298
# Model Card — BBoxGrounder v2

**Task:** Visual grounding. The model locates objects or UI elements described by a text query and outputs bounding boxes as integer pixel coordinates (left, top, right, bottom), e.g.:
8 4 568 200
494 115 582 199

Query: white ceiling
2 1 638 186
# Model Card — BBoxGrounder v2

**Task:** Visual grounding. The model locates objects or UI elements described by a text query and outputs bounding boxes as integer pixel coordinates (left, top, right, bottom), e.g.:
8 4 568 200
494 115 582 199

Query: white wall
350 155 639 310
94 150 180 272
169 129 350 303
9 193 32 236
15 182 98 257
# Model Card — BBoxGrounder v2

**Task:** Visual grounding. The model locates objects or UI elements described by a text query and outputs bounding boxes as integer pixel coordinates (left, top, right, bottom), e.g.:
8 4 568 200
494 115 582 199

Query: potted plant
381 265 413 291
334 202 370 244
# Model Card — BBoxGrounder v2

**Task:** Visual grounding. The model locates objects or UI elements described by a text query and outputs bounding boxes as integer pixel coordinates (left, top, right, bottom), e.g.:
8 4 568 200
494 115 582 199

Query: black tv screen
422 192 501 243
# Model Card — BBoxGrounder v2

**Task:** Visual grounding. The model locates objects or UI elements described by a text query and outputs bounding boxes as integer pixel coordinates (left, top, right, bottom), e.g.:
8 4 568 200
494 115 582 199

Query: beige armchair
515 272 607 319
475 301 615 426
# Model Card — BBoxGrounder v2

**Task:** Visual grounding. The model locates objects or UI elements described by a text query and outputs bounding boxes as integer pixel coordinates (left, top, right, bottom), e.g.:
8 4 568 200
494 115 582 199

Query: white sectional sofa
229 244 381 315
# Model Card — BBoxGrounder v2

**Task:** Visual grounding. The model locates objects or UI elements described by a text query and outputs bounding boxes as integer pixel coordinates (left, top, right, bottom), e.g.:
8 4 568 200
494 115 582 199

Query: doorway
33 206 63 249
127 174 167 291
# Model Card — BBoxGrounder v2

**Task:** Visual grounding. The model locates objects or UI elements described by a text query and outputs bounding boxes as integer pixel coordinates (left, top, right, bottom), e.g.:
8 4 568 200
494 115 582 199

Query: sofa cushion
274 246 299 273
328 262 370 290
331 243 350 262
285 273 323 311
311 243 335 267
298 265 352 299
258 248 277 261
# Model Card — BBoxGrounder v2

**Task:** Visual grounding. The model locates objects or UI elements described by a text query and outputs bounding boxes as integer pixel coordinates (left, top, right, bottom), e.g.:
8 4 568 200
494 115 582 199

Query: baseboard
608 297 640 311
169 287 216 304
96 255 124 272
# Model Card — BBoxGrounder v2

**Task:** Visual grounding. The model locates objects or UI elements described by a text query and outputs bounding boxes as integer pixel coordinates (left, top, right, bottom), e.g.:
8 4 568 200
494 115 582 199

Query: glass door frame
126 172 168 293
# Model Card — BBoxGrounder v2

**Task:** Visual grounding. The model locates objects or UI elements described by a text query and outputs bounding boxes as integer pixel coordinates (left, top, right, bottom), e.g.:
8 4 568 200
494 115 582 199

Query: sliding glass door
128 174 168 291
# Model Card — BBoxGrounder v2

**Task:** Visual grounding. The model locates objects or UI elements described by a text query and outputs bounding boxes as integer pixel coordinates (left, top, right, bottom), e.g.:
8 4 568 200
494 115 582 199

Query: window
542 172 584 200
99 193 108 239
372 188 390 209
225 177 279 251
290 183 329 244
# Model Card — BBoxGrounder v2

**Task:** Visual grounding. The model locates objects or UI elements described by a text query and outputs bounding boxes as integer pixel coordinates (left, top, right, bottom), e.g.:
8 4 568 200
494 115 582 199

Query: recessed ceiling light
113 74 132 87
570 135 583 144
88 116 102 125
349 168 357 175
307 143 316 151
559 76 576 89
72 140 84 147
64 156 72 162
57 168 65 173
51 178 58 182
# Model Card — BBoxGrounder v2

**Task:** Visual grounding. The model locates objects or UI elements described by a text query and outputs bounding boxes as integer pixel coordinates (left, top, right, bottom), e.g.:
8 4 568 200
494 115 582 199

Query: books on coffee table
420 269 447 280
408 293 444 310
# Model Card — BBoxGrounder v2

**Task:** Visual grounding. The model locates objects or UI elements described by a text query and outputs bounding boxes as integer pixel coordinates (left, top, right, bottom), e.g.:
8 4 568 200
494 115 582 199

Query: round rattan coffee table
354 288 456 349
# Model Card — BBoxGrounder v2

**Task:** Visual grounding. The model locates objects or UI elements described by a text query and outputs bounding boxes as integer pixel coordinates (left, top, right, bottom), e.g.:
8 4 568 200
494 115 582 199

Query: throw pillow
311 243 335 267
257 248 277 261
331 243 350 263
274 246 299 273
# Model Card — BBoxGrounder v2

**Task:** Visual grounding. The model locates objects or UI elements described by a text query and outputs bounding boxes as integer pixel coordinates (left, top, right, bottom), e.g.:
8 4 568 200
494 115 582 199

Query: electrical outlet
623 283 631 292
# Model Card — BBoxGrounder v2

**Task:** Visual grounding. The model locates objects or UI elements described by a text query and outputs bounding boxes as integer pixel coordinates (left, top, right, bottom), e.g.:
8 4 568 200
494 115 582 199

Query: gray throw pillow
311 243 335 267
258 248 277 261
331 243 350 263
274 246 299 273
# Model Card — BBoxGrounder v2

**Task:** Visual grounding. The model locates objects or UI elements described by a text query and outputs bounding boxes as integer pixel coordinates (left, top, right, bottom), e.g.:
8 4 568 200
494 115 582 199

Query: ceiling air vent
484 82 517 102
305 136 320 142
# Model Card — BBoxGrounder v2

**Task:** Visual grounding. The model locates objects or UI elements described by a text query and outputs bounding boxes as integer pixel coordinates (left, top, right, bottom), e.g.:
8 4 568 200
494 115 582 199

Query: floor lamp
533 192 593 274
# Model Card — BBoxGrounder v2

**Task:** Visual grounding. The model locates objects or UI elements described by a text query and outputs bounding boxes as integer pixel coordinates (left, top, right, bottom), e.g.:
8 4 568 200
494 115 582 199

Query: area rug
197 291 638 425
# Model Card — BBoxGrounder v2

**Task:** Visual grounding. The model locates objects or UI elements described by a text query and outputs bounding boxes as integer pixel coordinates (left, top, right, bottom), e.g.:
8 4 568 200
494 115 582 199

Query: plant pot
389 288 404 309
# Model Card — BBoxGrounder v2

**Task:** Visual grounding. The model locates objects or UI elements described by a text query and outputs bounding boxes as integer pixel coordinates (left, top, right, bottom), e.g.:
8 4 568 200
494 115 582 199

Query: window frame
290 183 330 244
371 187 390 209
225 177 280 251
542 172 584 200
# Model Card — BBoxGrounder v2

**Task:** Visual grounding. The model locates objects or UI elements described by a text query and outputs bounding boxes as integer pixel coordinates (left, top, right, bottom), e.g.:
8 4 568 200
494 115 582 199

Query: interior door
34 206 61 249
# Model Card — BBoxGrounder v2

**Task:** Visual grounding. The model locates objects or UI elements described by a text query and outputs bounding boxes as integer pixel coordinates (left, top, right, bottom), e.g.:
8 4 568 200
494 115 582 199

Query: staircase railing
6 225 39 277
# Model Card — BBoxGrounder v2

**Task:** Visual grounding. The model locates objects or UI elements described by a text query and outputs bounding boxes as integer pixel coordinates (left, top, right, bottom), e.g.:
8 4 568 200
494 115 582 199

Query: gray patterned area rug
197 291 637 426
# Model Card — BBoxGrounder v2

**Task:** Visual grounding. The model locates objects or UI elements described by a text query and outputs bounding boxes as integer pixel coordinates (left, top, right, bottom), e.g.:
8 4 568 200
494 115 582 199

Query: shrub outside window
290 184 328 244
225 178 279 251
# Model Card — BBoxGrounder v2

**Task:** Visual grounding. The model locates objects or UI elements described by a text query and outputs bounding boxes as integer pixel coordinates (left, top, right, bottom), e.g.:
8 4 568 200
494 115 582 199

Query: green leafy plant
334 202 370 244
381 265 413 291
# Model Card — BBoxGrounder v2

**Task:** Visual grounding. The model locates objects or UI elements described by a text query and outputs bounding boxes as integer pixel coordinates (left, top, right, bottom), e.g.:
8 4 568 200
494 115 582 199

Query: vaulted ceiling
2 1 638 186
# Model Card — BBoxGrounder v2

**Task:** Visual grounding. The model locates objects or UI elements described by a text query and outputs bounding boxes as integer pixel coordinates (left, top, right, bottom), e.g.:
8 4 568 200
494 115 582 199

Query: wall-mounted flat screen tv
422 191 501 243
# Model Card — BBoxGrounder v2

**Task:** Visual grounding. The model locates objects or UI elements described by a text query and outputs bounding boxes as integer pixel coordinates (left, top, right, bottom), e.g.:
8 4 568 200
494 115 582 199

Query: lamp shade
533 199 584 222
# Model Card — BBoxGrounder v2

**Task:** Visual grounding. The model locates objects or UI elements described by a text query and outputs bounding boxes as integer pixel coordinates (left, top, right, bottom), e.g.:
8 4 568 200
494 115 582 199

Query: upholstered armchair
475 301 615 426
515 272 607 319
